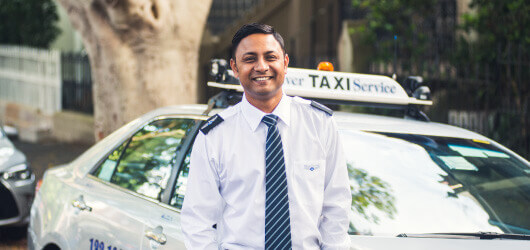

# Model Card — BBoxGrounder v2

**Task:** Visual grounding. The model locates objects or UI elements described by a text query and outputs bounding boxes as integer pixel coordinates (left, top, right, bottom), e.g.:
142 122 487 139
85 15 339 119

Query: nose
254 57 269 72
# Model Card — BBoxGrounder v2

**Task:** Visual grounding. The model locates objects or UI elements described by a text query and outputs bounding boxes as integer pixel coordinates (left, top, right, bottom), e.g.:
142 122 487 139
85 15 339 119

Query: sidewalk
12 140 92 181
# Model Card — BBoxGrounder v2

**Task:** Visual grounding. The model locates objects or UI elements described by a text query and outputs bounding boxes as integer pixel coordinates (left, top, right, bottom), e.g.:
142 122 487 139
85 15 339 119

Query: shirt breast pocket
292 160 326 207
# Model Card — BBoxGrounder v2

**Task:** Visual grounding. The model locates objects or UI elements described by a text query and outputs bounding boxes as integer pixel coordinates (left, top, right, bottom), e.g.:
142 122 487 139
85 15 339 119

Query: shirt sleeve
181 132 223 250
319 117 352 249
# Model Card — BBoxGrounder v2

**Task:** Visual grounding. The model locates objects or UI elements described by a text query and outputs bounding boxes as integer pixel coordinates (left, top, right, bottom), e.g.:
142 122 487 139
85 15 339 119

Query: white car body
29 68 530 249
28 104 530 250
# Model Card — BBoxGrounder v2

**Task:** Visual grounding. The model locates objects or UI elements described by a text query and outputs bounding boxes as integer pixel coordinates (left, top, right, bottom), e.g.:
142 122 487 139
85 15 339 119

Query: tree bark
57 0 212 140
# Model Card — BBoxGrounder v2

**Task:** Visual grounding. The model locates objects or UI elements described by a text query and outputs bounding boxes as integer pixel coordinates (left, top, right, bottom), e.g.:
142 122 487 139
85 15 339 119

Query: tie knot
262 114 278 127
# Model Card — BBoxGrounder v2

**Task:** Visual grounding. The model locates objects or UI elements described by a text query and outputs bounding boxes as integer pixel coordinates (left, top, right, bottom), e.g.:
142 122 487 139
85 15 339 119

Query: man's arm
319 118 352 249
181 132 223 249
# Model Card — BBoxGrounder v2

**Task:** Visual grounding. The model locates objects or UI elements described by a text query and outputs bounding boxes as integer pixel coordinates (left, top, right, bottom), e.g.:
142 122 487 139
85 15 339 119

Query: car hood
0 137 26 171
349 235 530 250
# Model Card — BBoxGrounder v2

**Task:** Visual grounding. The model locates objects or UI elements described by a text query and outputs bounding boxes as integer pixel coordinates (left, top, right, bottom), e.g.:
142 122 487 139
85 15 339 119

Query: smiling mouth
252 76 273 81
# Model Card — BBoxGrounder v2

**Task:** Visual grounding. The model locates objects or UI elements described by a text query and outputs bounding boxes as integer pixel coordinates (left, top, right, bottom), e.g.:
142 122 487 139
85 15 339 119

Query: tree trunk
57 0 212 140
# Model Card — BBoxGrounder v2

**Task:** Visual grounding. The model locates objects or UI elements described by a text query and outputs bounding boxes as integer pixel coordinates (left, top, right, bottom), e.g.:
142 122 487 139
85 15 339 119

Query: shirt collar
241 93 291 132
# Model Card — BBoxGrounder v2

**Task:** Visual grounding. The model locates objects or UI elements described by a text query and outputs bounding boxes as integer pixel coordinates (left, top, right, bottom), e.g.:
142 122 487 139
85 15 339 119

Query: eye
242 56 255 62
266 55 278 61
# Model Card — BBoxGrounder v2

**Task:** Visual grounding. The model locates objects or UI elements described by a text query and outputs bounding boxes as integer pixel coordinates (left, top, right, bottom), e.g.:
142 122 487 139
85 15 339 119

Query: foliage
351 0 530 159
454 0 530 75
94 118 196 201
0 0 60 48
459 0 529 60
348 163 396 224
455 0 529 159
350 0 437 65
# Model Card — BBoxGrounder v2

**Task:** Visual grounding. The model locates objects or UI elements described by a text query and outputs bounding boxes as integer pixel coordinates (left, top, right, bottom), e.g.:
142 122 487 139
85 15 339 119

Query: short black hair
231 23 286 60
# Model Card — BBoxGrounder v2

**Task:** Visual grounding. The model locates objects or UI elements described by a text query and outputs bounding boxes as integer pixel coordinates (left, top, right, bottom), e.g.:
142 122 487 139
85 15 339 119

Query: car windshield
340 130 530 236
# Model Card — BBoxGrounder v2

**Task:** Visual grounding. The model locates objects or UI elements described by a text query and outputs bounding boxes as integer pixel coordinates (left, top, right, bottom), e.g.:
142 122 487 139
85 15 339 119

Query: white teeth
254 77 270 81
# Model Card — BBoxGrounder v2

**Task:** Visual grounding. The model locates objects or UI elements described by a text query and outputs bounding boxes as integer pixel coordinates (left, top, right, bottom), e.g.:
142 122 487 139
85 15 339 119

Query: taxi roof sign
207 67 432 106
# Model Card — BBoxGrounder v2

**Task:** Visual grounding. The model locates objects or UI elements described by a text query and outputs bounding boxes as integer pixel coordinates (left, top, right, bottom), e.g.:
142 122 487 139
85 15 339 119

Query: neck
246 92 283 113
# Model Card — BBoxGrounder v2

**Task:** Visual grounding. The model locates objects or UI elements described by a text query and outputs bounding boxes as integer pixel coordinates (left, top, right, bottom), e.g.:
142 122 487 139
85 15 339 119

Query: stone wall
52 111 94 144
0 100 94 144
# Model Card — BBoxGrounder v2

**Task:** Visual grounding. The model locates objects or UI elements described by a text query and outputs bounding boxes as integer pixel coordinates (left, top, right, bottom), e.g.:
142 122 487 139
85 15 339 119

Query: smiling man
181 23 351 249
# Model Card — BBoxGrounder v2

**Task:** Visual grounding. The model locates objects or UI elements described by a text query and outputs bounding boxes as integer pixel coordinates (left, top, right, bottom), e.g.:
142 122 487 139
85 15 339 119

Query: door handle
71 195 92 212
145 226 167 245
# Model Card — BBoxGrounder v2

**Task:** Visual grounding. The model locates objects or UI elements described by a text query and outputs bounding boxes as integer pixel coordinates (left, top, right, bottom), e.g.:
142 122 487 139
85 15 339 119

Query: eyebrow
241 51 279 57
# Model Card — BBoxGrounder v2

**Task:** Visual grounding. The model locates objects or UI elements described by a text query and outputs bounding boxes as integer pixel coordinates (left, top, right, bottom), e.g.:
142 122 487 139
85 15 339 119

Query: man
181 23 351 249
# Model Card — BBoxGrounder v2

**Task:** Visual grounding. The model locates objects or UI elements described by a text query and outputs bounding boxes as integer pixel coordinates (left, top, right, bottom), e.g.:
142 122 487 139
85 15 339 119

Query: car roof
142 104 210 117
143 104 489 141
333 111 489 140
72 103 527 177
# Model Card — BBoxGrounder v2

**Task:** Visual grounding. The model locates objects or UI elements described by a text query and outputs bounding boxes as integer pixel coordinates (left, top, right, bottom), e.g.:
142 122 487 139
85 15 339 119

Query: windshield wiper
396 232 530 240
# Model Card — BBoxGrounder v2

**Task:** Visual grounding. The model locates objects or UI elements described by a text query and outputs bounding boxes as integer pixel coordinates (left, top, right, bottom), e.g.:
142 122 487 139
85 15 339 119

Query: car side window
92 118 196 201
170 149 191 209
93 140 128 181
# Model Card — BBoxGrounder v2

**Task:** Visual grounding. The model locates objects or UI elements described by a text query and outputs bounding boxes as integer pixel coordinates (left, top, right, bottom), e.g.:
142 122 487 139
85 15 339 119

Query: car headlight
1 163 32 181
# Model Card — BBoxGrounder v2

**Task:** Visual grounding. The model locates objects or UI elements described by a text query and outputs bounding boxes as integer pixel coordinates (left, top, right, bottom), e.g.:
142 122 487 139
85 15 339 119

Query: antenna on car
203 59 242 115
393 34 398 78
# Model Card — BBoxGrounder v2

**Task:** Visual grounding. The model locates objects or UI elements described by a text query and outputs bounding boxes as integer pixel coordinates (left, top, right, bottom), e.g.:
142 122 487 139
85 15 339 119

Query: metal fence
0 46 94 115
61 53 93 114
0 45 61 114
367 42 529 159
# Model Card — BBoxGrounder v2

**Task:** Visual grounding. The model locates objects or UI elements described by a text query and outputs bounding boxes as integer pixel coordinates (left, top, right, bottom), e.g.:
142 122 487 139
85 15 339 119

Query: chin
253 89 282 100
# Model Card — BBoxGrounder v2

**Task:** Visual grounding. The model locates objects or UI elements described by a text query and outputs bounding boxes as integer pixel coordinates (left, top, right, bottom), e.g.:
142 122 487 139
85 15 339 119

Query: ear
230 58 239 78
284 53 289 71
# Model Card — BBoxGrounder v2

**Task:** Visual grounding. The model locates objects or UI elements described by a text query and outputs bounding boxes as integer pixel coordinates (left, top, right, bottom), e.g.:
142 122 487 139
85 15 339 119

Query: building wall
203 0 344 69
198 0 364 102
49 0 84 52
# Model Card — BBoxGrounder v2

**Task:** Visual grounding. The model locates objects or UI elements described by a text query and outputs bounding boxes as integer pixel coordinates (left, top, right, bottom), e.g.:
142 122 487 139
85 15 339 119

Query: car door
141 119 203 250
71 174 149 250
139 149 190 249
70 116 200 250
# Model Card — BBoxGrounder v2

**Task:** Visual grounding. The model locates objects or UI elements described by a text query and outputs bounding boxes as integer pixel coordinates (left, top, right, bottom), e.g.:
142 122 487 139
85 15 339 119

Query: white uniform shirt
181 94 351 249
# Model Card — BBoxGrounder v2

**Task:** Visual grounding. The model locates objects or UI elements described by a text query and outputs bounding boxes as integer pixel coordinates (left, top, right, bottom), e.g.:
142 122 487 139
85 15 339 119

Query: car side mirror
2 125 19 140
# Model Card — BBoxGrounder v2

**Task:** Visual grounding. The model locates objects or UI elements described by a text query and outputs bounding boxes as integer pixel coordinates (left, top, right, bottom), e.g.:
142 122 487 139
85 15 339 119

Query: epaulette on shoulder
200 114 224 135
310 101 333 116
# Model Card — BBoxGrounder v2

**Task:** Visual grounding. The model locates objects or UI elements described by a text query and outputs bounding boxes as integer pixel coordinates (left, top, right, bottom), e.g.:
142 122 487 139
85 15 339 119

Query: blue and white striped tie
262 114 292 250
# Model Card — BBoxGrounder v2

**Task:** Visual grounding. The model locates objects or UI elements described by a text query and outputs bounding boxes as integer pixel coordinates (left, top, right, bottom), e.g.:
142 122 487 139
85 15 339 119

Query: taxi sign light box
208 68 432 106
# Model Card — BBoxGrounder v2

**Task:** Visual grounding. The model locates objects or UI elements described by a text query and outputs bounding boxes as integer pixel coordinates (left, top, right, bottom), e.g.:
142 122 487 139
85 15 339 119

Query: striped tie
262 114 292 250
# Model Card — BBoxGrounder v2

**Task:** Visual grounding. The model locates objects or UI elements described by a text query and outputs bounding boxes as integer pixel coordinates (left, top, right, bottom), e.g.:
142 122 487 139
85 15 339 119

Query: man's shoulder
199 114 224 135
292 96 333 116
200 103 240 135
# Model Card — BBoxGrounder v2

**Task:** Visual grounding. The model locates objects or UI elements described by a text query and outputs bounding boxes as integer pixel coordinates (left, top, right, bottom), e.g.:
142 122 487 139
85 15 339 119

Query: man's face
230 33 289 102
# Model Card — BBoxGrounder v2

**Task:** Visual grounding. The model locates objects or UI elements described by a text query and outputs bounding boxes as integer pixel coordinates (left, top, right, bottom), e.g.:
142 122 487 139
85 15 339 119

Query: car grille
0 182 19 219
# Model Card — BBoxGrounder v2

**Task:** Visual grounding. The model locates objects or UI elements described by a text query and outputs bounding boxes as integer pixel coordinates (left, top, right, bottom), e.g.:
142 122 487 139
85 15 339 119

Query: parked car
29 65 530 249
0 125 35 227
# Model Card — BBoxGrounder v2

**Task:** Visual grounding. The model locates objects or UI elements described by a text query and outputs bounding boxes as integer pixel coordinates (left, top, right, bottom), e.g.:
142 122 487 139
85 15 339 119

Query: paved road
0 140 92 250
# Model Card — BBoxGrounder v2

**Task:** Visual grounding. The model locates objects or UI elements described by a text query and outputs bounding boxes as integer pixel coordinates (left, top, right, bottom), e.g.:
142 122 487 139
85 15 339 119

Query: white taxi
29 63 530 249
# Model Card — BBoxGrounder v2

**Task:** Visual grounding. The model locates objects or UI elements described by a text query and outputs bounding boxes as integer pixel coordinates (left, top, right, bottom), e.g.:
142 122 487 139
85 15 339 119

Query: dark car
0 125 35 227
